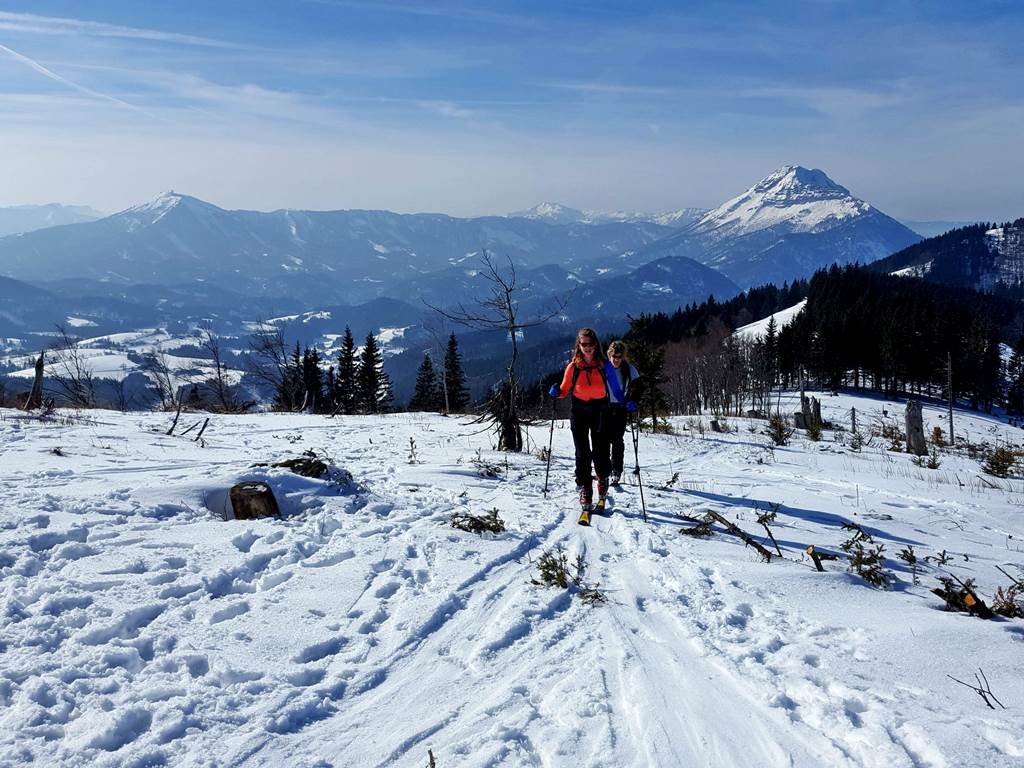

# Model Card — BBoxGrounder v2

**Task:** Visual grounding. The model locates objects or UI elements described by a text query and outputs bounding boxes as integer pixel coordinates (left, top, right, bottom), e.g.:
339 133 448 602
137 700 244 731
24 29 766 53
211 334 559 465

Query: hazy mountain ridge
0 193 673 304
510 201 706 228
0 203 103 237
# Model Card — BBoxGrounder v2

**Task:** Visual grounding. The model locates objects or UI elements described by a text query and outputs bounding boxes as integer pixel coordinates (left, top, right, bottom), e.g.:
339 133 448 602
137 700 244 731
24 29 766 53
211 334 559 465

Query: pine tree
356 332 392 413
274 341 305 411
301 347 324 412
443 332 470 413
409 353 440 411
325 366 337 412
335 327 358 415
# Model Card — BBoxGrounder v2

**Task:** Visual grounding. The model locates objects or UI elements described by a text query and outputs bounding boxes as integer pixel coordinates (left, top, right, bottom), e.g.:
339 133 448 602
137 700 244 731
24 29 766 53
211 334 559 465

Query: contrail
0 42 146 113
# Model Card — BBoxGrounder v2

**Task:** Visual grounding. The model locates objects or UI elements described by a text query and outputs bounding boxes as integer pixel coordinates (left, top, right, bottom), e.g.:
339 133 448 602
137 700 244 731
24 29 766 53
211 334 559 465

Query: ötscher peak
631 165 922 288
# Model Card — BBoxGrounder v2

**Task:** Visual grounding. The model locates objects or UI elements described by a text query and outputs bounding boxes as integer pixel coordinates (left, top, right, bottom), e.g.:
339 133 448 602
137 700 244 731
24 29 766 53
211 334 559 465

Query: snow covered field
1 393 1023 767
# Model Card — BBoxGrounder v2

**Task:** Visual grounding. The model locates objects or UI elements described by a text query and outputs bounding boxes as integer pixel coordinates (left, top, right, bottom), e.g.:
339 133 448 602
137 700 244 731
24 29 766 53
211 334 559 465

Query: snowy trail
2 400 1023 767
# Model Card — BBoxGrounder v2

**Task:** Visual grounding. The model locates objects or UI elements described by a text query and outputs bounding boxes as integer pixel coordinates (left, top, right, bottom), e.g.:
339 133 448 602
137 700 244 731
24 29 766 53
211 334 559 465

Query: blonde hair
607 340 627 360
572 327 606 365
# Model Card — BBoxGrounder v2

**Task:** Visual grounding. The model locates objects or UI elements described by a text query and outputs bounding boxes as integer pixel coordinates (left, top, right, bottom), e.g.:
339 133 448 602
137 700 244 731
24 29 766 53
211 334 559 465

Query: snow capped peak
753 165 850 198
511 202 586 224
693 165 872 237
120 192 224 226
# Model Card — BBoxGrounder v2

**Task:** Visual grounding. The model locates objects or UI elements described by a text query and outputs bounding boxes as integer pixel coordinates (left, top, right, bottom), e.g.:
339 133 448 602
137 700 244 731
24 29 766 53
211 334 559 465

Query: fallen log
704 510 773 562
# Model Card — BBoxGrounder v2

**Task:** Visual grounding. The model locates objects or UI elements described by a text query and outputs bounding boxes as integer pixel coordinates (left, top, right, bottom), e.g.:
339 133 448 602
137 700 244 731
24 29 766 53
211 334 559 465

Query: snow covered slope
632 166 922 288
1 395 1022 766
734 299 807 340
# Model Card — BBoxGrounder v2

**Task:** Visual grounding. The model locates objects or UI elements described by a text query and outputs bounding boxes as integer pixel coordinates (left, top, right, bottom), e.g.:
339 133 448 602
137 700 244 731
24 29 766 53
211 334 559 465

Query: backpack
570 361 609 400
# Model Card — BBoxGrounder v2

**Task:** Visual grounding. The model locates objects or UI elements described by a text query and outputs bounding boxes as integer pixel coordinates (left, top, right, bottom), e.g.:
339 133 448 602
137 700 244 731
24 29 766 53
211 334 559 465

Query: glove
626 400 638 412
548 384 561 398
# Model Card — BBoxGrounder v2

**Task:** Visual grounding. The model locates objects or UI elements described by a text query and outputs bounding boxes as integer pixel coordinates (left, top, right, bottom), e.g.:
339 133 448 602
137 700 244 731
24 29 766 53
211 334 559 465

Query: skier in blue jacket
603 340 641 485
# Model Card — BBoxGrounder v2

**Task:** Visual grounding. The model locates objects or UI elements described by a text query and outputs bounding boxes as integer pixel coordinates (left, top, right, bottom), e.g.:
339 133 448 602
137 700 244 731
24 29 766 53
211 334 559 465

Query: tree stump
905 399 927 456
229 482 280 520
22 351 44 411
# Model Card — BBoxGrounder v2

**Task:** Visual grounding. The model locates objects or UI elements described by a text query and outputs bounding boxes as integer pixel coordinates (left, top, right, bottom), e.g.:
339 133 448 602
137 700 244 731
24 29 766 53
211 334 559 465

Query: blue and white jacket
603 360 640 406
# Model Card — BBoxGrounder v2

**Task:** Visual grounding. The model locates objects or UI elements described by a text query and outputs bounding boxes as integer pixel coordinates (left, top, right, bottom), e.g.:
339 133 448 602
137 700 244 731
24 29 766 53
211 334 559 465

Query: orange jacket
555 361 607 401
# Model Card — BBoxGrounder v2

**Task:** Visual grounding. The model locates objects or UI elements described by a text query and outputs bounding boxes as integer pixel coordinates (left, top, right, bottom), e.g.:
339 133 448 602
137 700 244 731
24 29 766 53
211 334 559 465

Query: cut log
229 482 280 520
806 545 839 572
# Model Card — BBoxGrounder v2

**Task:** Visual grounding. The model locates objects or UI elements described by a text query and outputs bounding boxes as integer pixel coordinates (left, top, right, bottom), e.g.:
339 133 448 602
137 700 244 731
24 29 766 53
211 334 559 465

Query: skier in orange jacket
549 327 610 511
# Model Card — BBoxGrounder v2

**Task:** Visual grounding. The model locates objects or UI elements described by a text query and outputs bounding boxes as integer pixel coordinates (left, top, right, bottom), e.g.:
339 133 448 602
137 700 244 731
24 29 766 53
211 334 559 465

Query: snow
65 317 98 329
1 394 1022 767
734 300 808 340
892 263 933 278
694 165 871 239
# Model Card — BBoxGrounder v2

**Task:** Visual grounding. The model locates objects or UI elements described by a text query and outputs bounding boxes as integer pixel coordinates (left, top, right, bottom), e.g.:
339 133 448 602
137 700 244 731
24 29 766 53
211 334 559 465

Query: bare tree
195 324 242 412
140 350 182 410
422 315 452 414
111 365 135 411
247 319 291 401
49 325 95 408
426 251 567 451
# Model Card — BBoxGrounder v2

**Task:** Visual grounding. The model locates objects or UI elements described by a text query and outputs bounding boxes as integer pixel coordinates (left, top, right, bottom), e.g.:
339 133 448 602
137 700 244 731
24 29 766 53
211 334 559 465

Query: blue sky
0 1 1021 220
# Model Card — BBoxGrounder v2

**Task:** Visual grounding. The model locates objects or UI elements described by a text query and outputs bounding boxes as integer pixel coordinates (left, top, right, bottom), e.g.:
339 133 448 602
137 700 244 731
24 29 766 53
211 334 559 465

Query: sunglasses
610 353 623 359
579 341 595 348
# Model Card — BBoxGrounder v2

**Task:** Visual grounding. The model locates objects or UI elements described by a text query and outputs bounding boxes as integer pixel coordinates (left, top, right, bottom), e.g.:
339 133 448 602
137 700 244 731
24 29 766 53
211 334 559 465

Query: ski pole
543 397 556 497
631 411 647 522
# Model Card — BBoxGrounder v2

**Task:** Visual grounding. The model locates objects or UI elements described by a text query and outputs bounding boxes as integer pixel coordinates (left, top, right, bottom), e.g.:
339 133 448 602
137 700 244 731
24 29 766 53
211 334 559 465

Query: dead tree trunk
905 399 927 456
23 351 44 410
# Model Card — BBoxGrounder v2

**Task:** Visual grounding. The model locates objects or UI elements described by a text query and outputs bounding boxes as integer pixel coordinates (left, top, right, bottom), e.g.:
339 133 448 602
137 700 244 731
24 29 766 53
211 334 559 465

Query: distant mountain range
624 166 922 288
0 203 103 237
0 165 958 402
509 202 706 229
874 218 1024 293
0 193 674 305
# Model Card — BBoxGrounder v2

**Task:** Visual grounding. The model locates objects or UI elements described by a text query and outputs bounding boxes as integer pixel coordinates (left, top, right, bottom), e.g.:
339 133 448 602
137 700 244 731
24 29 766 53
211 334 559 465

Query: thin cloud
544 81 679 97
0 43 146 113
417 100 474 119
0 10 237 47
740 84 909 119
308 0 543 29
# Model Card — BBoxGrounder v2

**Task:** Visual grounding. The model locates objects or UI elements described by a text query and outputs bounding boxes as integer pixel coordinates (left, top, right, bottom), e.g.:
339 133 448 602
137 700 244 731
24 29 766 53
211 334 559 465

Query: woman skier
549 327 611 518
603 339 641 485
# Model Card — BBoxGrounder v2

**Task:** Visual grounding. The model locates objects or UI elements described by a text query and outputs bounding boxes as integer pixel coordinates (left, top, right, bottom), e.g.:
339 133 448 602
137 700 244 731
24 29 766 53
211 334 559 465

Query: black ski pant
570 399 610 487
605 405 628 476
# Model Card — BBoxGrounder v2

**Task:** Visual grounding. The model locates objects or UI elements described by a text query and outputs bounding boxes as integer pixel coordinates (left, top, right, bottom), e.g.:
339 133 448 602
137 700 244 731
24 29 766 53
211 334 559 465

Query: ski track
1 403 1022 767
